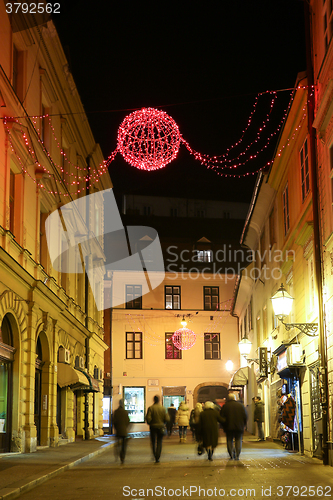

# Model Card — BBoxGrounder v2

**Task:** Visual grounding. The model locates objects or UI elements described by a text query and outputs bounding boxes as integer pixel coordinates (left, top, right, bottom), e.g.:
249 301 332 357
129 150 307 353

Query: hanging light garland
2 85 314 194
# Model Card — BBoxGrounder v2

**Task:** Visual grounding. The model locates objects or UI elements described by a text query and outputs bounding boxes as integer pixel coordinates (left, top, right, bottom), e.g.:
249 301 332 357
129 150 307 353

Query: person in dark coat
254 396 265 441
167 403 177 436
113 399 130 463
145 395 169 463
199 401 224 461
220 393 247 460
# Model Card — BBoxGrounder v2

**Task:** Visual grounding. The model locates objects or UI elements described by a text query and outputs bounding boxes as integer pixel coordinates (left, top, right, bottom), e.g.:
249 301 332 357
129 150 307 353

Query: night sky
53 1 306 203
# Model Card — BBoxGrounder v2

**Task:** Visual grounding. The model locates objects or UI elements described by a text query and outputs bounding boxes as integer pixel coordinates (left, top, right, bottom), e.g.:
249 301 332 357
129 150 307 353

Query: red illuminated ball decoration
172 328 196 351
117 107 181 171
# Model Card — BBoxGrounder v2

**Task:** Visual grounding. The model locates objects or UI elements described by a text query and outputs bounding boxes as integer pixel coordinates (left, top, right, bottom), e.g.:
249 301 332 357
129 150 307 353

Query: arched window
1 316 13 347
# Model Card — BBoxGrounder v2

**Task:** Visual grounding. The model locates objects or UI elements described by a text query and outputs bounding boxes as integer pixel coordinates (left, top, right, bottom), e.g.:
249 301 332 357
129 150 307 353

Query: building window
323 1 333 52
204 287 219 310
300 138 310 202
269 208 276 246
123 387 145 423
126 332 142 359
165 333 182 359
9 170 15 233
248 300 253 331
143 206 151 216
260 229 266 266
197 250 213 262
170 208 178 217
256 314 261 348
308 256 315 312
39 209 48 270
204 333 220 359
126 285 142 309
165 286 181 309
263 305 267 341
12 45 25 101
283 183 290 235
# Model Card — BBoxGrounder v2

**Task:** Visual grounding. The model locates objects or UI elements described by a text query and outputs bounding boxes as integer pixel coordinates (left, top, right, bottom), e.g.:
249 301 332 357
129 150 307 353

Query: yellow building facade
0 6 111 453
109 271 240 431
234 73 321 457
311 0 333 465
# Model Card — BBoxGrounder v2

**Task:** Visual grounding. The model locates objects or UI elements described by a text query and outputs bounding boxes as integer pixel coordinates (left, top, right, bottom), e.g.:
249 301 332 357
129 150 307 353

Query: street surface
16 434 333 499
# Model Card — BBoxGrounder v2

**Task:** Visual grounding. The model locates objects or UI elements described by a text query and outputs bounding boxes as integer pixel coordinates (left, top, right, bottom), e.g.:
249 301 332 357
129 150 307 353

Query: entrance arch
35 329 51 446
0 315 14 452
0 291 27 452
193 382 229 407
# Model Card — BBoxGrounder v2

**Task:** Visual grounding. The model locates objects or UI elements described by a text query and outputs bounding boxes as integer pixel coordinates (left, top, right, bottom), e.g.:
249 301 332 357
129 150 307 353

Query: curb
0 441 115 500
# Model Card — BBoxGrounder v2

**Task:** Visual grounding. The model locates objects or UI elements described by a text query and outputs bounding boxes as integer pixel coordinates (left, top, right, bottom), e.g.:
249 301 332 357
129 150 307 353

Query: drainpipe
84 337 90 440
109 272 113 435
304 0 329 465
84 155 91 441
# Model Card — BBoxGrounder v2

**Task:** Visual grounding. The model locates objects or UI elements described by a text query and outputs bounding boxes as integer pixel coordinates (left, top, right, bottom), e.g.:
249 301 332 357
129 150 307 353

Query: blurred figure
176 400 190 442
167 403 177 436
220 393 247 460
192 402 203 442
254 396 265 441
113 399 130 464
146 395 169 463
199 401 224 461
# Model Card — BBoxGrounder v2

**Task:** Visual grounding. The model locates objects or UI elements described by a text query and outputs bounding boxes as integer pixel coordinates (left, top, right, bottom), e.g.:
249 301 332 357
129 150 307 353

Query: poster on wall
123 387 145 423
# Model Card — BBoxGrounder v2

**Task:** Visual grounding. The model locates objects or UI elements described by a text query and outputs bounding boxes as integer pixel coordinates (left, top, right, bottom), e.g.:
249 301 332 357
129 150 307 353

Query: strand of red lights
4 118 110 196
182 91 294 170
3 85 314 188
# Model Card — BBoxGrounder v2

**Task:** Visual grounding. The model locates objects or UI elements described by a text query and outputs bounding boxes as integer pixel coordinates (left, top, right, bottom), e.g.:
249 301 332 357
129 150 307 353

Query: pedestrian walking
145 395 169 463
113 399 130 464
167 403 177 436
220 393 247 461
192 402 203 442
176 400 190 442
199 401 224 461
254 396 265 441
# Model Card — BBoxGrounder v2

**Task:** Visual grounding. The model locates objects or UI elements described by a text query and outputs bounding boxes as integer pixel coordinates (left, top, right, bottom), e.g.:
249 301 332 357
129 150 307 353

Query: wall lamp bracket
278 317 318 337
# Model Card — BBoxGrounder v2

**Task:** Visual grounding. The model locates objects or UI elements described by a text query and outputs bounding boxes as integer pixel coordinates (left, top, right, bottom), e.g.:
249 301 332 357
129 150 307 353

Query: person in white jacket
176 400 190 442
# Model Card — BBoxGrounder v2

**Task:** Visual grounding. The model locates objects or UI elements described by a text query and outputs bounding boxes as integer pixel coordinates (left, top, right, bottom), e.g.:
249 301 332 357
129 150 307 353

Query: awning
57 364 99 391
79 370 100 392
229 366 249 388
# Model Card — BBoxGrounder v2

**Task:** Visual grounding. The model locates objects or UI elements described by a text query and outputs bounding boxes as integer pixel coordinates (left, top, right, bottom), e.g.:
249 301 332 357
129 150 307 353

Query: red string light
172 328 196 350
4 117 110 197
3 85 314 190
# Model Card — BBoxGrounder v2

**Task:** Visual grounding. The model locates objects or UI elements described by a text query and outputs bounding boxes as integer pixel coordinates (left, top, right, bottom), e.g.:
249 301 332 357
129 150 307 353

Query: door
0 315 14 453
309 363 322 458
34 337 43 446
56 384 62 435
0 361 13 453
34 367 42 445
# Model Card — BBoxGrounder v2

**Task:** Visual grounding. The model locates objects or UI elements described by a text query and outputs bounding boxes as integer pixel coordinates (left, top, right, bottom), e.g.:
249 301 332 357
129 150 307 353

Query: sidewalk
0 435 118 500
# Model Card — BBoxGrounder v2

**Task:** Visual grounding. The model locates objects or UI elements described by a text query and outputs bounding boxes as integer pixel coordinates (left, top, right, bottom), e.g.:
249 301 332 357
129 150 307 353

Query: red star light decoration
117 107 181 171
172 328 196 351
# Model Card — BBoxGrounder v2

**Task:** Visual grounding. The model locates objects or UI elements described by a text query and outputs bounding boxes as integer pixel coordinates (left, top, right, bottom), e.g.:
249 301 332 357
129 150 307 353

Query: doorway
0 315 14 453
34 337 43 446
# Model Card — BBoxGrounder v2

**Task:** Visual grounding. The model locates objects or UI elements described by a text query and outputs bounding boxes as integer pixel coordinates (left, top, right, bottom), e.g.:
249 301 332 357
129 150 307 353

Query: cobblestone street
12 434 333 500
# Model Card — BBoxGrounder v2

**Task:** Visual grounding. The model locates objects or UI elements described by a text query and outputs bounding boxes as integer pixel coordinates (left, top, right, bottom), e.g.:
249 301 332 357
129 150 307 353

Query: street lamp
271 284 318 337
225 359 234 372
238 335 252 357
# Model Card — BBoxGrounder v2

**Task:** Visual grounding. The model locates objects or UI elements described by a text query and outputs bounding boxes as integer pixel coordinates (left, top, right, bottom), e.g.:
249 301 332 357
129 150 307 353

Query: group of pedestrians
113 393 264 464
